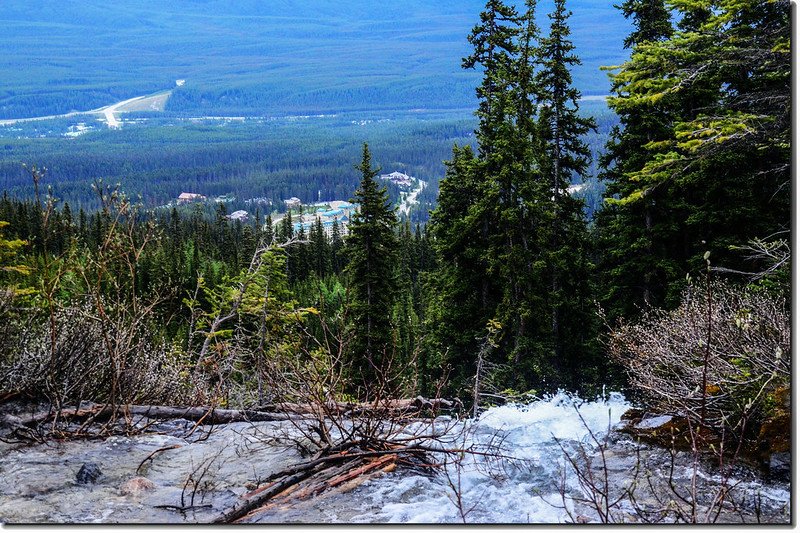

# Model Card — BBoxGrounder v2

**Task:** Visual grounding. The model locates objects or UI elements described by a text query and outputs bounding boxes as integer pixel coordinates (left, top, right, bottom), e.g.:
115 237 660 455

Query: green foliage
596 0 790 321
0 115 476 222
618 0 673 48
0 220 30 278
429 0 604 396
344 144 400 386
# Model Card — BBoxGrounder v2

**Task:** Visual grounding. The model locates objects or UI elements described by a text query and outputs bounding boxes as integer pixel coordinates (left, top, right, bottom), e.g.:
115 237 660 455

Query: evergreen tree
293 225 310 283
463 0 521 150
430 0 523 394
618 0 673 48
264 214 274 245
345 143 399 387
428 145 491 391
278 209 293 243
431 0 604 393
310 217 330 278
330 218 344 274
597 0 790 320
78 208 88 247
595 0 679 320
58 202 74 254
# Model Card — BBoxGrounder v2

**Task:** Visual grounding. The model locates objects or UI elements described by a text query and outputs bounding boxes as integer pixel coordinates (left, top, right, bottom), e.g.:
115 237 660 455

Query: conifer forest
0 0 791 525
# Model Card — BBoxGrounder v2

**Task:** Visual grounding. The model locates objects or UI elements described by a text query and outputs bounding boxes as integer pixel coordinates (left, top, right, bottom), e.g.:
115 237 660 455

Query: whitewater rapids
349 391 633 523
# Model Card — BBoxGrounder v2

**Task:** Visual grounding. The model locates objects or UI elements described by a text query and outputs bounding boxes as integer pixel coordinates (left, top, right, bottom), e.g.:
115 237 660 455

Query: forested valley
0 0 790 524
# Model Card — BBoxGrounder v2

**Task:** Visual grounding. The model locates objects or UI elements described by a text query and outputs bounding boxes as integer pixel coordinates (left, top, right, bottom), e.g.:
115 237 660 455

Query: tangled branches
607 281 789 440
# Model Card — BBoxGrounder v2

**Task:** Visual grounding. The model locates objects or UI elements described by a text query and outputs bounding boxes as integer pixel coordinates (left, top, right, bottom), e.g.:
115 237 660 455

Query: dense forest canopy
0 106 615 220
0 0 621 217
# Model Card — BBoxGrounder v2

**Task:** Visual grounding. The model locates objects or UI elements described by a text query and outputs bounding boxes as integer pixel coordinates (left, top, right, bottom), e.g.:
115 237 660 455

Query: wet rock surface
0 397 790 524
0 421 302 524
768 452 790 481
119 477 156 497
76 463 102 485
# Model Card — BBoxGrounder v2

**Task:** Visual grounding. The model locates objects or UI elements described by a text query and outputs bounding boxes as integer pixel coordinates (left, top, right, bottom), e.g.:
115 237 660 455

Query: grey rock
769 452 790 482
119 476 156 496
0 414 23 429
76 462 102 484
635 415 673 430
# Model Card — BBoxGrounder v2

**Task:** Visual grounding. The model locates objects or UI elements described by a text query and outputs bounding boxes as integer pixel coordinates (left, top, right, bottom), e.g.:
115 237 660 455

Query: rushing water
0 392 790 524
249 392 790 524
352 392 632 523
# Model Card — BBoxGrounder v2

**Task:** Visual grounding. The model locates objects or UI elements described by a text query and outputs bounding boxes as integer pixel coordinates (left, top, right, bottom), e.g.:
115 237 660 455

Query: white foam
352 391 631 524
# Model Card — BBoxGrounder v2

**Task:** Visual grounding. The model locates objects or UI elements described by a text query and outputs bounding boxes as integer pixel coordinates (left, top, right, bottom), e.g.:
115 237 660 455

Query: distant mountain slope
0 0 630 119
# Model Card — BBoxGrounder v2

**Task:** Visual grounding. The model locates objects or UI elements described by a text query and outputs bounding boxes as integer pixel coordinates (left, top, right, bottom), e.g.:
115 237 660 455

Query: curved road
0 90 172 128
398 179 426 217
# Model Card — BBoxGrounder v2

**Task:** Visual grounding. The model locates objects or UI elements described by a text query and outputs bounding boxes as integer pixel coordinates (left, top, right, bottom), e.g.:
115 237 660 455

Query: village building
286 200 358 238
177 192 206 204
284 197 302 210
380 171 415 187
226 210 249 222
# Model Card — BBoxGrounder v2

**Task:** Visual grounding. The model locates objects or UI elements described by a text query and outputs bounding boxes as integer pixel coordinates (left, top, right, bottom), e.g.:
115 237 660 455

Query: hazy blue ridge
0 0 630 119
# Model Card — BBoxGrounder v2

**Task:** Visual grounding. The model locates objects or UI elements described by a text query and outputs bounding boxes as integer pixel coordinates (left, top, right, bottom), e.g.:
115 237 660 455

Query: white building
380 171 415 187
227 210 249 222
284 197 302 210
177 192 206 204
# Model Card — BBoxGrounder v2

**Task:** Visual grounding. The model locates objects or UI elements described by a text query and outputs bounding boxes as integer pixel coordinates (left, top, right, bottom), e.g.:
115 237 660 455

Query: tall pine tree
532 0 598 388
431 0 602 395
345 143 399 390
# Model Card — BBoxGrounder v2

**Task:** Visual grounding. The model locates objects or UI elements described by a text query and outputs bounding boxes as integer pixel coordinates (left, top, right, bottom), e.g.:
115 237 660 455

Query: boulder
120 476 156 496
768 452 791 482
76 462 102 484
635 414 674 430
0 413 23 429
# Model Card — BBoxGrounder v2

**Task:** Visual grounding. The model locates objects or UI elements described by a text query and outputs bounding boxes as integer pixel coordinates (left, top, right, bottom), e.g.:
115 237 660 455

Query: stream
0 392 790 524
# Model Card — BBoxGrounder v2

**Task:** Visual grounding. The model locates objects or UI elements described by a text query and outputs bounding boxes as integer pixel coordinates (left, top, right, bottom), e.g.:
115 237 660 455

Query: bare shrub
1 300 191 409
606 280 789 440
0 290 34 372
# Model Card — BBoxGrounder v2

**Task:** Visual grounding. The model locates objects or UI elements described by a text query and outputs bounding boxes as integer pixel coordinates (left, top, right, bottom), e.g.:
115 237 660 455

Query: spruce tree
428 145 490 391
595 0 677 320
464 0 521 150
278 209 293 243
345 143 399 387
432 0 602 393
330 218 343 274
597 0 789 319
430 0 523 394
618 0 673 48
310 217 330 278
264 214 274 245
532 0 598 387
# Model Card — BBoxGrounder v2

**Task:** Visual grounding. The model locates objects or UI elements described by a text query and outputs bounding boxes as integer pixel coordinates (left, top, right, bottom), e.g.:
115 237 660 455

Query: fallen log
15 404 302 429
236 454 399 522
0 391 21 405
122 405 297 424
322 454 397 491
12 396 461 431
213 445 431 524
257 396 461 417
213 462 330 524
